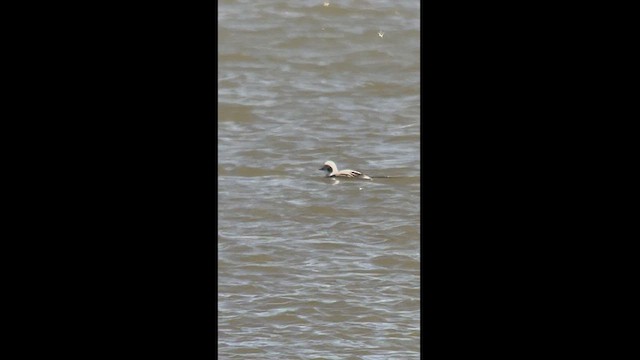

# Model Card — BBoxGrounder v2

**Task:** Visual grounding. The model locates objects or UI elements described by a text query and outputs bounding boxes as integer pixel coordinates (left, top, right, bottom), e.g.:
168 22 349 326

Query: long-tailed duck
319 160 372 180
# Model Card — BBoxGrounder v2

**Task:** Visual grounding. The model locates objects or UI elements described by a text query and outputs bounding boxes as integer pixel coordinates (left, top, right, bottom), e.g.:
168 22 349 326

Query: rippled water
219 0 420 358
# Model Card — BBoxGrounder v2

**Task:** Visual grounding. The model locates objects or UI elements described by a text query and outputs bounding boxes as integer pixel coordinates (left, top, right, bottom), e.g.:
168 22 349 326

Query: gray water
219 1 420 358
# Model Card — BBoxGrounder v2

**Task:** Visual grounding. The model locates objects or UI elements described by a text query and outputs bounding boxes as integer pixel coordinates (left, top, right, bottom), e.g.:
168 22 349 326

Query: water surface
219 1 420 358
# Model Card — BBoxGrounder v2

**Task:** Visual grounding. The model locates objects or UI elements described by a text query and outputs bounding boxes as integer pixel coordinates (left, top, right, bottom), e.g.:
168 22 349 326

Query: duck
318 160 372 180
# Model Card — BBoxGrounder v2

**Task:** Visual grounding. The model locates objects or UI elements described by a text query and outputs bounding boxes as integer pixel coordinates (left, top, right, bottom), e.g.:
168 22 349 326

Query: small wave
218 165 289 177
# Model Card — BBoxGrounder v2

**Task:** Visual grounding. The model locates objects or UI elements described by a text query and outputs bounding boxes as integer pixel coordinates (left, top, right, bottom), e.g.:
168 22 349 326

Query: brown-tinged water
219 1 420 358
